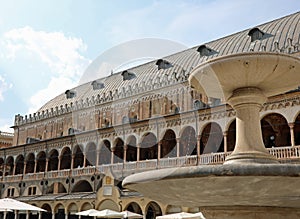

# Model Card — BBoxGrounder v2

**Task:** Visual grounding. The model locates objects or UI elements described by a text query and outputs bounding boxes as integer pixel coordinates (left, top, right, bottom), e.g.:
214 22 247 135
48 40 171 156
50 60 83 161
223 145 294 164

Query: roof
35 12 300 114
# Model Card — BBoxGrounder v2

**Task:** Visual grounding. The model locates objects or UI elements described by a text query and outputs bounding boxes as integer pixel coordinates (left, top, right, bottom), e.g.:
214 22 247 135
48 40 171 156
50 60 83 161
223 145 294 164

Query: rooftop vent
197 45 218 57
91 80 105 90
121 70 136 81
65 90 76 99
248 28 265 42
156 59 173 70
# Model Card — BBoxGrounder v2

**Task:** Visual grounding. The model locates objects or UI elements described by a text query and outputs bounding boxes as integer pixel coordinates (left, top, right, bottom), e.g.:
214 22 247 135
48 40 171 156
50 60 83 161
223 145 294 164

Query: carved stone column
34 159 37 173
96 149 100 167
58 155 62 170
111 147 115 164
45 158 49 172
83 153 87 167
223 131 228 153
137 143 141 161
176 138 181 157
70 155 74 169
197 135 201 156
289 122 295 146
157 141 162 160
23 161 27 175
123 144 128 163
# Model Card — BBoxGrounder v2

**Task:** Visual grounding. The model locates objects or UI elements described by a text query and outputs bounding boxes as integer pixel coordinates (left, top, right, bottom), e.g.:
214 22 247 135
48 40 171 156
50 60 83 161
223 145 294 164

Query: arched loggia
161 129 177 158
200 122 224 154
140 133 158 160
261 113 290 148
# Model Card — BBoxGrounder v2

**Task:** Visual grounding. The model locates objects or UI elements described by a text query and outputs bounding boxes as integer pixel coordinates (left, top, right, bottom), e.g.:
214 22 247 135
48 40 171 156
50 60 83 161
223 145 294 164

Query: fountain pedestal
225 87 277 163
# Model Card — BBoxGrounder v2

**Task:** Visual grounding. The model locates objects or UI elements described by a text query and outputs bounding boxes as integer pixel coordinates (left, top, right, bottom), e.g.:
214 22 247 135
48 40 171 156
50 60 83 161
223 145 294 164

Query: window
248 28 265 42
197 45 218 57
11 188 14 197
91 80 105 90
65 90 76 99
156 59 173 70
121 70 136 81
194 100 206 110
28 186 37 196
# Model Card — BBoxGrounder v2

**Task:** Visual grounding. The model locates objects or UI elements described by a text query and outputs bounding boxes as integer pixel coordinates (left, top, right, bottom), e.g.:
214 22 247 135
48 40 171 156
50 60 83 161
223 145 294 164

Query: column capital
223 131 228 136
288 122 295 128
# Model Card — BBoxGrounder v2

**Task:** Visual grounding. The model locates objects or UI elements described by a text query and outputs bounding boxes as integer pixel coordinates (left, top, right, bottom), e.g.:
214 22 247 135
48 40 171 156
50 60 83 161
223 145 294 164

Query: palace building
1 11 300 219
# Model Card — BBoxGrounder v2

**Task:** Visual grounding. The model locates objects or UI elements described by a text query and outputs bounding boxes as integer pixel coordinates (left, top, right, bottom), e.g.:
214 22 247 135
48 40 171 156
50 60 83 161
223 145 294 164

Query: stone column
157 141 161 160
23 162 27 175
34 159 37 173
14 210 18 219
137 143 141 161
289 122 295 146
58 155 62 170
13 162 16 175
3 160 6 176
176 138 181 157
45 158 49 172
83 153 87 167
96 149 100 167
71 155 75 169
197 135 201 156
52 211 55 219
123 144 128 163
26 211 29 219
65 212 68 219
223 131 228 153
111 147 115 164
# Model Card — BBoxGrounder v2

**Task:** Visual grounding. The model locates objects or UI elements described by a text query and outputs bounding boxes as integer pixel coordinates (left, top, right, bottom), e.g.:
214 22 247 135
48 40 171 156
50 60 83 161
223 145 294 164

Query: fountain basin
123 164 300 208
189 52 300 100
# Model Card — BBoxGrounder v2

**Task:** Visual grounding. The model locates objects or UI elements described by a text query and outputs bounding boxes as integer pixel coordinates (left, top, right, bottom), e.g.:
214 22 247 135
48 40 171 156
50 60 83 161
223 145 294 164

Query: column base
224 151 279 164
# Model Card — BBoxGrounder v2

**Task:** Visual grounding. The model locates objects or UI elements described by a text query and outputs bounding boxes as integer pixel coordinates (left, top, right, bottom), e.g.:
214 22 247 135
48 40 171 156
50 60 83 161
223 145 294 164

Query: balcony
1 146 300 183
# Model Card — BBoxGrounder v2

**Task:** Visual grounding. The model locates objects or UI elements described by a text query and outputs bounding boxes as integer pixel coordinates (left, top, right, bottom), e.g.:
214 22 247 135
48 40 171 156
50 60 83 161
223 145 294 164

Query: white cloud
2 26 90 78
27 76 77 114
0 124 13 133
1 26 91 115
0 75 12 101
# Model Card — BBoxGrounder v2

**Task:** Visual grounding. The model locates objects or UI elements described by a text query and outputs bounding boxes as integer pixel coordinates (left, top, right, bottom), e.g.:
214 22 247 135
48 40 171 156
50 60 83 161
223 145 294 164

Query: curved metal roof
38 12 300 114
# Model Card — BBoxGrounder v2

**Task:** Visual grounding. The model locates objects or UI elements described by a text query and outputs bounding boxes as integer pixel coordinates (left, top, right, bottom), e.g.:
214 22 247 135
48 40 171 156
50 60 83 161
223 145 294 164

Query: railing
72 166 96 176
268 146 300 161
5 174 23 182
2 146 300 183
23 172 44 181
0 131 13 137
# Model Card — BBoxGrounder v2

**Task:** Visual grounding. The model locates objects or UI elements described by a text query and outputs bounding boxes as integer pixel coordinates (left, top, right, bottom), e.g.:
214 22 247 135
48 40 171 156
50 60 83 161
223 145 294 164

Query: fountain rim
123 163 300 187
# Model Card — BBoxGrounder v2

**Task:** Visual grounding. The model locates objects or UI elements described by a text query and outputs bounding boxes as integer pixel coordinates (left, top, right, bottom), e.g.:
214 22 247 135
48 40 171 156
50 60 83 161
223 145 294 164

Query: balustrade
2 146 300 183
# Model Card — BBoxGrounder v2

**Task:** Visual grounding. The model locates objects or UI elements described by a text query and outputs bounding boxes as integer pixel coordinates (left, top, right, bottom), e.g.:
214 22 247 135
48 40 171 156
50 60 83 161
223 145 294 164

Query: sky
0 0 299 132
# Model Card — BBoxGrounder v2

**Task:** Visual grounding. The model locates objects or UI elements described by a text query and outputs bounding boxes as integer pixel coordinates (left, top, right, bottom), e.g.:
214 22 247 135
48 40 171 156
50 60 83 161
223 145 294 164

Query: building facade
1 12 300 219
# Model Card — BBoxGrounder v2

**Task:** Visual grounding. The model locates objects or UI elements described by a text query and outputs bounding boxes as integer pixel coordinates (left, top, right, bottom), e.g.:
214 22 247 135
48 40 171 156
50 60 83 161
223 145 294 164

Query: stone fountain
123 52 300 219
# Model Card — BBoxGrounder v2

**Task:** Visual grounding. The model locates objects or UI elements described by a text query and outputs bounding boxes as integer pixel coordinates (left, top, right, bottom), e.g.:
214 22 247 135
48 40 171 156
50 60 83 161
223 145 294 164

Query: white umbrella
0 198 45 212
121 210 143 218
193 212 206 219
89 209 124 218
75 209 101 216
156 212 201 219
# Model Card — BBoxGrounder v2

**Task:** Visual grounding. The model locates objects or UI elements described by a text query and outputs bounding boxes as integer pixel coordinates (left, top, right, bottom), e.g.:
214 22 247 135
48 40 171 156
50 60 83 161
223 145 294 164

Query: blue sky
0 0 299 132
